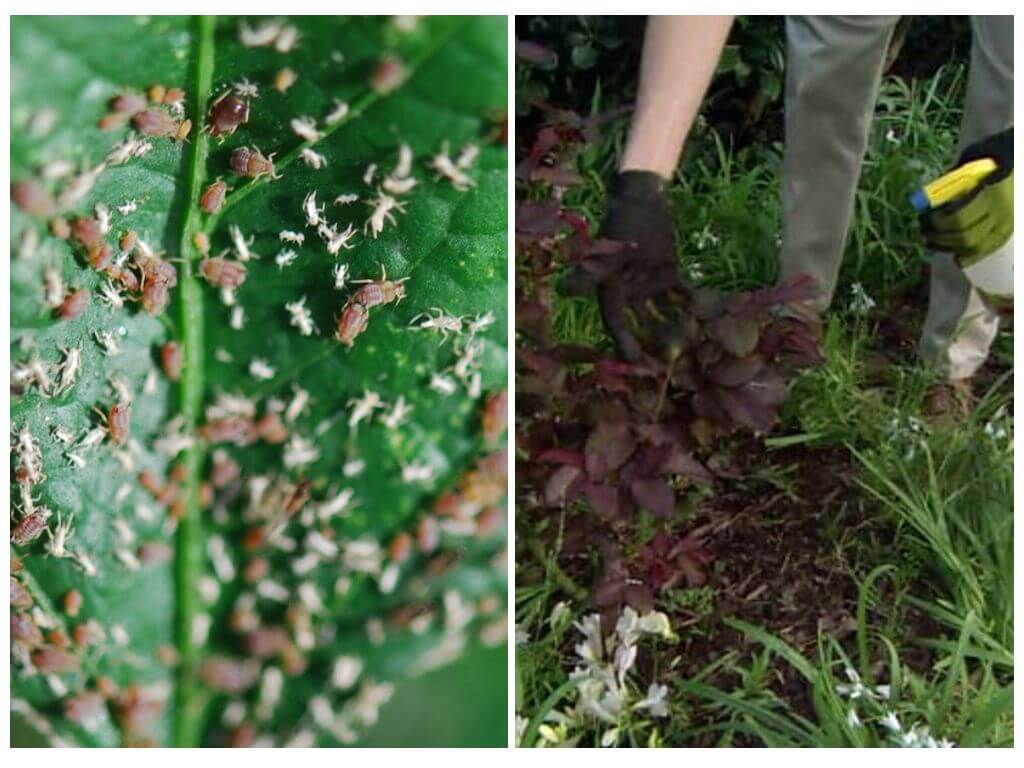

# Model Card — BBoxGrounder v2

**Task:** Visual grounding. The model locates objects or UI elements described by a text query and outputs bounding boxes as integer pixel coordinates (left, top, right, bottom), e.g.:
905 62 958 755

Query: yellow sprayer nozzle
911 158 998 211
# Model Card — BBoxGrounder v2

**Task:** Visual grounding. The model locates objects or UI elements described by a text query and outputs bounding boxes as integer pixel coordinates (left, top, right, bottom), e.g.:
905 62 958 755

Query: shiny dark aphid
207 91 250 138
335 300 369 347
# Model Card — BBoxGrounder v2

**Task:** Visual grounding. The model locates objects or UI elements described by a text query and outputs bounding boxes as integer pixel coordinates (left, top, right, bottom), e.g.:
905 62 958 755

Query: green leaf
11 15 507 747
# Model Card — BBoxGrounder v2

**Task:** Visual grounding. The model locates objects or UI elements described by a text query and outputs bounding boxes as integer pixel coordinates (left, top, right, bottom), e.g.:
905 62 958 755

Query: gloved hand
922 128 1013 266
562 170 685 361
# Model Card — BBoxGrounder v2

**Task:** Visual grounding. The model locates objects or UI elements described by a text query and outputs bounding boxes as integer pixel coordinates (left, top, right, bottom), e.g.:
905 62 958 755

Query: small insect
429 372 457 396
105 137 150 166
70 217 103 249
207 90 250 138
332 263 349 290
335 300 369 347
238 19 283 47
351 264 409 308
362 163 377 186
275 249 298 269
42 268 65 309
132 108 179 138
285 297 316 336
409 308 464 342
161 341 184 381
416 516 440 553
282 435 318 469
200 656 260 695
381 175 416 195
58 289 90 321
12 178 54 217
12 508 52 545
85 243 113 271
481 390 508 444
456 143 480 169
44 512 75 558
193 231 210 256
370 56 408 94
174 119 193 143
200 257 247 288
430 142 475 191
249 358 275 381
232 77 259 99
57 163 105 210
103 402 131 446
230 306 246 330
299 148 327 169
468 310 495 335
279 230 304 246
94 202 112 234
117 198 140 216
334 193 358 206
322 222 357 255
97 280 125 311
229 224 257 261
290 116 322 143
274 24 300 53
32 647 81 675
274 67 297 93
347 390 383 430
364 192 407 239
49 217 70 239
402 462 432 483
302 191 323 227
325 100 349 125
53 346 82 395
255 411 288 443
141 278 171 315
230 146 279 180
110 91 148 115
62 589 83 618
17 228 39 261
380 395 412 430
200 179 228 214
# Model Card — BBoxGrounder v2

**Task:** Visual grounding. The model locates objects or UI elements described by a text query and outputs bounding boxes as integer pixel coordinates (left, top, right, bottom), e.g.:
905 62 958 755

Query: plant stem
173 13 215 748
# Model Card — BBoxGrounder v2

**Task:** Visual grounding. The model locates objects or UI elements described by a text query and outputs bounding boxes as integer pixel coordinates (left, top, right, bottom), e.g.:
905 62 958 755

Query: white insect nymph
233 77 259 98
286 297 316 336
325 100 349 125
429 372 457 396
322 222 357 255
468 310 495 335
302 191 324 227
430 142 475 191
362 163 377 186
238 19 283 48
279 230 305 246
299 148 328 170
290 116 322 143
347 390 383 430
275 249 299 269
116 199 139 215
94 330 121 357
456 143 480 169
249 358 276 381
364 192 407 239
230 224 257 262
380 396 412 430
285 386 310 424
94 203 112 234
409 308 464 343
230 306 246 330
332 263 349 290
44 512 75 558
53 346 82 395
334 193 358 206
401 462 432 483
98 280 125 310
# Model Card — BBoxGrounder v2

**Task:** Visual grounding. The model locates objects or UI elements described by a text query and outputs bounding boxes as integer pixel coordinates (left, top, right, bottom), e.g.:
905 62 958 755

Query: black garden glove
562 170 685 362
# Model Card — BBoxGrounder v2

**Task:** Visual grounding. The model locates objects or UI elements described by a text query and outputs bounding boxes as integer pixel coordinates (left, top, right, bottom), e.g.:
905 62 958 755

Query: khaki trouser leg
919 17 1012 380
779 15 900 310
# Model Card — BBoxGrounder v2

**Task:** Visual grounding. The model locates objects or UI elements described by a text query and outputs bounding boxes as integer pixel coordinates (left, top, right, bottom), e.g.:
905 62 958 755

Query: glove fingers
599 287 644 362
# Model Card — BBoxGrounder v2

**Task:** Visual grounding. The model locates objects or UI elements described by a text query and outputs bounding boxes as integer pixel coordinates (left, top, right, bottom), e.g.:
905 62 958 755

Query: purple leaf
545 466 582 506
709 354 765 387
585 422 636 480
712 313 761 357
630 478 676 518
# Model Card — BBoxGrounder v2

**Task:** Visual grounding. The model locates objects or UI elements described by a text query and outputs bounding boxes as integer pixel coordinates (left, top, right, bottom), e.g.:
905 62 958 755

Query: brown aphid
168 497 186 522
199 416 255 445
389 531 413 564
169 462 188 484
64 589 83 618
274 67 298 93
98 112 129 131
210 450 241 489
174 119 193 143
11 577 34 610
482 389 508 444
70 217 103 249
245 625 289 658
108 401 131 446
255 411 288 444
74 619 106 648
160 341 184 381
199 256 247 288
119 230 138 254
198 482 213 509
138 469 165 497
158 483 181 508
57 289 90 321
11 613 43 647
32 646 80 674
110 92 148 115
284 479 312 519
95 676 120 699
229 146 277 180
242 556 269 584
416 516 440 554
351 269 409 309
207 91 250 138
108 264 140 292
199 655 260 694
476 506 504 538
199 179 228 214
335 300 369 347
64 692 106 727
157 644 180 666
279 643 307 676
132 108 178 138
228 724 258 749
163 87 186 105
242 525 265 551
425 550 460 577
12 179 54 217
49 217 71 239
370 56 408 94
115 684 164 735
47 629 71 648
147 84 167 104
137 541 173 567
141 278 171 315
88 243 114 271
12 510 51 545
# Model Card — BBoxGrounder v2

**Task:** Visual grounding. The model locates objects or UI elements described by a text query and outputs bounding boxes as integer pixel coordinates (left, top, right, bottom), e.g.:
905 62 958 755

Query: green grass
517 62 1013 747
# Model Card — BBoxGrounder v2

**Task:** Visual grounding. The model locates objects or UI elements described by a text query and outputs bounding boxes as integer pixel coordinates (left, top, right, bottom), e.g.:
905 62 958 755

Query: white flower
637 610 676 641
847 708 862 728
634 683 669 718
880 711 902 733
613 643 637 685
849 282 876 314
548 601 572 629
873 684 891 700
514 623 529 646
600 727 620 747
